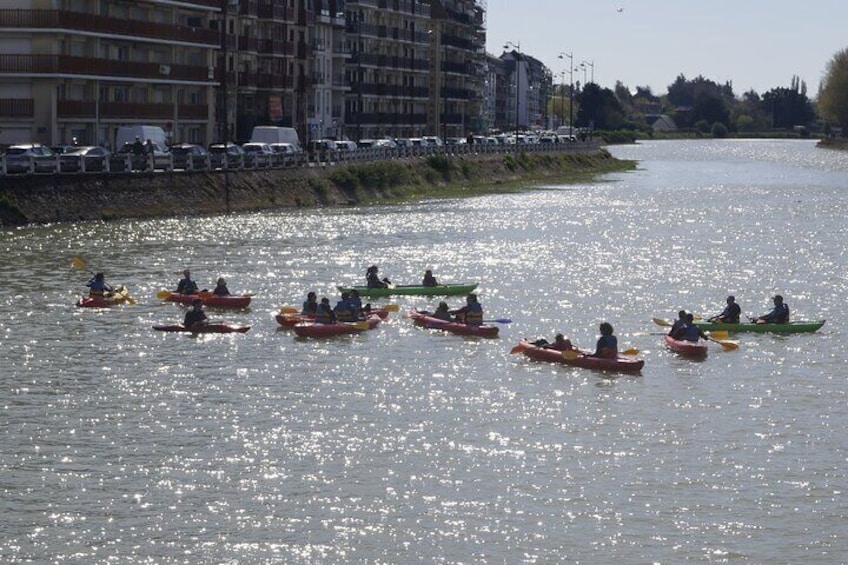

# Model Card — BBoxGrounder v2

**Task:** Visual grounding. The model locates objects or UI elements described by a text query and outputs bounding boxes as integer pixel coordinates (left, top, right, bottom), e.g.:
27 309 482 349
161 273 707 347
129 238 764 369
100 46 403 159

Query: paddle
71 255 94 275
706 335 739 351
706 330 729 339
484 318 512 324
652 317 672 327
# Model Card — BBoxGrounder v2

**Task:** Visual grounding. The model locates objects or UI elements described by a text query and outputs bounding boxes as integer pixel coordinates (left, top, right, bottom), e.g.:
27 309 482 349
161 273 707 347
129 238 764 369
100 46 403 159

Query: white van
250 126 301 149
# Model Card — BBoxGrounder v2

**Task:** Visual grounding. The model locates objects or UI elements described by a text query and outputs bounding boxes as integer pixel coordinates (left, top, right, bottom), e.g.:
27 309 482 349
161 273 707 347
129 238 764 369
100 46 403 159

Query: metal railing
0 139 601 176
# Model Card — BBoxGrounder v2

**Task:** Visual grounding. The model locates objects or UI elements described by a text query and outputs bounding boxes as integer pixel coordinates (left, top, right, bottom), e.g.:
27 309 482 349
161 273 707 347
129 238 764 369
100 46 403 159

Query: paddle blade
352 321 370 331
156 290 172 300
562 350 580 360
652 317 672 327
707 330 729 339
71 256 87 270
280 306 299 314
383 304 400 312
718 339 739 351
510 343 529 354
484 318 512 324
621 347 639 356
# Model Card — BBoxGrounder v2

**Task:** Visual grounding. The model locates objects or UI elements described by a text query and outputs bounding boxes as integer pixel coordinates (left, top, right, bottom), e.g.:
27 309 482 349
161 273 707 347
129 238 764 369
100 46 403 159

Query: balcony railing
354 53 429 71
0 98 34 117
0 10 219 46
56 100 209 121
0 54 213 83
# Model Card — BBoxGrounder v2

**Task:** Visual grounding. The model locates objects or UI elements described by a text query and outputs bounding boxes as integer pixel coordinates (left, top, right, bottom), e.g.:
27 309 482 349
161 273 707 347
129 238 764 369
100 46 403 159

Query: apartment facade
0 0 517 148
0 0 221 148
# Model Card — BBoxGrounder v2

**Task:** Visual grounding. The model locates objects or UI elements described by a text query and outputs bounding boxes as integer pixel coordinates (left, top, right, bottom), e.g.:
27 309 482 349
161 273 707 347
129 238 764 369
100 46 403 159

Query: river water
2 139 847 563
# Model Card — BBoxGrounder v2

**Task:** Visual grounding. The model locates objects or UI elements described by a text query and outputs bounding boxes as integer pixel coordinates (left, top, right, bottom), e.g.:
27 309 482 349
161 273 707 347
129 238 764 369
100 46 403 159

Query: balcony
355 53 430 72
357 83 428 98
57 100 209 121
258 3 294 21
0 54 213 83
0 98 34 117
0 9 219 47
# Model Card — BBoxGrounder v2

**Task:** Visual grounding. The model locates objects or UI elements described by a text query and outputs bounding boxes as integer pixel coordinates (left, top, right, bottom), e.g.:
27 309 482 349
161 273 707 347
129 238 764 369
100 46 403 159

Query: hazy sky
486 0 848 97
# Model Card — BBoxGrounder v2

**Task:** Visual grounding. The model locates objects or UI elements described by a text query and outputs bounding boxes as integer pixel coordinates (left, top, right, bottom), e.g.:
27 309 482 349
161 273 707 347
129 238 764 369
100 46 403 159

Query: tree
761 86 815 129
576 83 626 130
818 48 848 135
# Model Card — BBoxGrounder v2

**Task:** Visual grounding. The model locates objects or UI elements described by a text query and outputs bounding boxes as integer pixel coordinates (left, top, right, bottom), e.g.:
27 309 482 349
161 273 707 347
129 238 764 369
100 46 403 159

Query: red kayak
663 335 708 358
515 340 644 373
293 315 381 338
76 286 135 308
276 308 390 327
153 323 250 333
159 290 252 309
408 310 499 338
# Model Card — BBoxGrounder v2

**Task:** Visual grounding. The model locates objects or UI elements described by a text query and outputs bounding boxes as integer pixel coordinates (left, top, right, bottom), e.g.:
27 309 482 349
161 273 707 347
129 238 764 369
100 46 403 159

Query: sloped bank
0 149 633 226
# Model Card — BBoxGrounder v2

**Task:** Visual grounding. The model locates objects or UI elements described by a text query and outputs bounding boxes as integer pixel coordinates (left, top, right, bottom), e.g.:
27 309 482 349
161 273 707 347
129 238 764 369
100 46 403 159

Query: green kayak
337 283 478 298
694 320 825 334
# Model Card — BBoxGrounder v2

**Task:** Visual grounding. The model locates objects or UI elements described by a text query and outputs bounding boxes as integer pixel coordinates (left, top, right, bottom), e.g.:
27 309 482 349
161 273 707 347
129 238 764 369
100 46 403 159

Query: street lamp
558 51 573 134
504 40 521 146
581 59 594 84
579 62 587 86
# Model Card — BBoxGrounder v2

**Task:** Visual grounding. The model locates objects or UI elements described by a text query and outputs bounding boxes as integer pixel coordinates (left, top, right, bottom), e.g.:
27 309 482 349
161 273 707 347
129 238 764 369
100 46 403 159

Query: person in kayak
183 298 208 330
432 301 452 321
592 322 618 358
334 292 357 322
668 310 688 339
709 295 741 323
366 265 391 288
451 293 483 326
348 289 366 318
176 269 199 294
302 291 318 315
315 297 337 324
86 272 113 296
422 269 439 287
212 277 230 296
679 313 709 342
533 333 574 351
755 295 789 324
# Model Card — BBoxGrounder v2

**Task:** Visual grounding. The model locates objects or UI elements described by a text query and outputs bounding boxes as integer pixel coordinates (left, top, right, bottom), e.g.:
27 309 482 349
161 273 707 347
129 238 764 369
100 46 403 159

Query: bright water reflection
1 139 847 563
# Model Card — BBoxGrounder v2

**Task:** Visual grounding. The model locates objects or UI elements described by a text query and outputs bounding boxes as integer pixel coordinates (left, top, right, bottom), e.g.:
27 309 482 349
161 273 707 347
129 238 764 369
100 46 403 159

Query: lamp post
558 51 573 135
581 59 594 84
504 40 521 147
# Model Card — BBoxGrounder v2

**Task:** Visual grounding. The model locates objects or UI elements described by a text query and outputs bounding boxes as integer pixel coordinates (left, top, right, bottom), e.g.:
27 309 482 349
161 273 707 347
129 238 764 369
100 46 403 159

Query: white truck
250 126 301 149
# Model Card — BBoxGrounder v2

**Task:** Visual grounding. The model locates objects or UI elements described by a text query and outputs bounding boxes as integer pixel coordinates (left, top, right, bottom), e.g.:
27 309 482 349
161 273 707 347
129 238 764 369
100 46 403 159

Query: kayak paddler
183 298 208 330
754 295 789 324
708 295 741 323
176 268 199 294
591 322 618 359
86 272 113 297
450 293 483 326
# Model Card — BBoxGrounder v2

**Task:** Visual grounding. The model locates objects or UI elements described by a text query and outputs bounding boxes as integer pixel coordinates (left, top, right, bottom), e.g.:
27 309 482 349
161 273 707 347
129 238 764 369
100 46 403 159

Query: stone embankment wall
0 149 629 225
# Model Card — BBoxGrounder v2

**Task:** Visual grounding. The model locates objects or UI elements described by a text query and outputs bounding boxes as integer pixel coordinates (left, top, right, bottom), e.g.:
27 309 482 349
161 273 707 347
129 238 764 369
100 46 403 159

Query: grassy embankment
320 148 635 204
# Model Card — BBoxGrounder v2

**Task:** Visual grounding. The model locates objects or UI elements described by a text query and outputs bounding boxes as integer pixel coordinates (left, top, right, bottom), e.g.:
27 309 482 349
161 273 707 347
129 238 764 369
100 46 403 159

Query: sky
485 0 848 97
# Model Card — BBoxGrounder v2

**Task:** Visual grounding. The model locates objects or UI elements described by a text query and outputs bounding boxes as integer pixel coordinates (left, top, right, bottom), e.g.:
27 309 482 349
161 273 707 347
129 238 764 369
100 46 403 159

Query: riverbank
0 148 633 225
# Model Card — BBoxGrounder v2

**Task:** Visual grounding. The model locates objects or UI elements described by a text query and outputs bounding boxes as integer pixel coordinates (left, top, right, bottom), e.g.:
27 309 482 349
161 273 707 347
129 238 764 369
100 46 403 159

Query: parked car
307 139 338 158
333 139 358 151
115 141 171 171
269 143 302 166
4 144 57 174
422 136 444 146
59 146 111 172
170 144 208 170
241 142 274 167
208 143 245 169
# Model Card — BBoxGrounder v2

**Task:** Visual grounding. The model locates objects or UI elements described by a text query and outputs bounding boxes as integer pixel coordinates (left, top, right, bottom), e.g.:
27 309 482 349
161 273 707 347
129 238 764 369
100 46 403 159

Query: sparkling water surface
2 139 847 563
